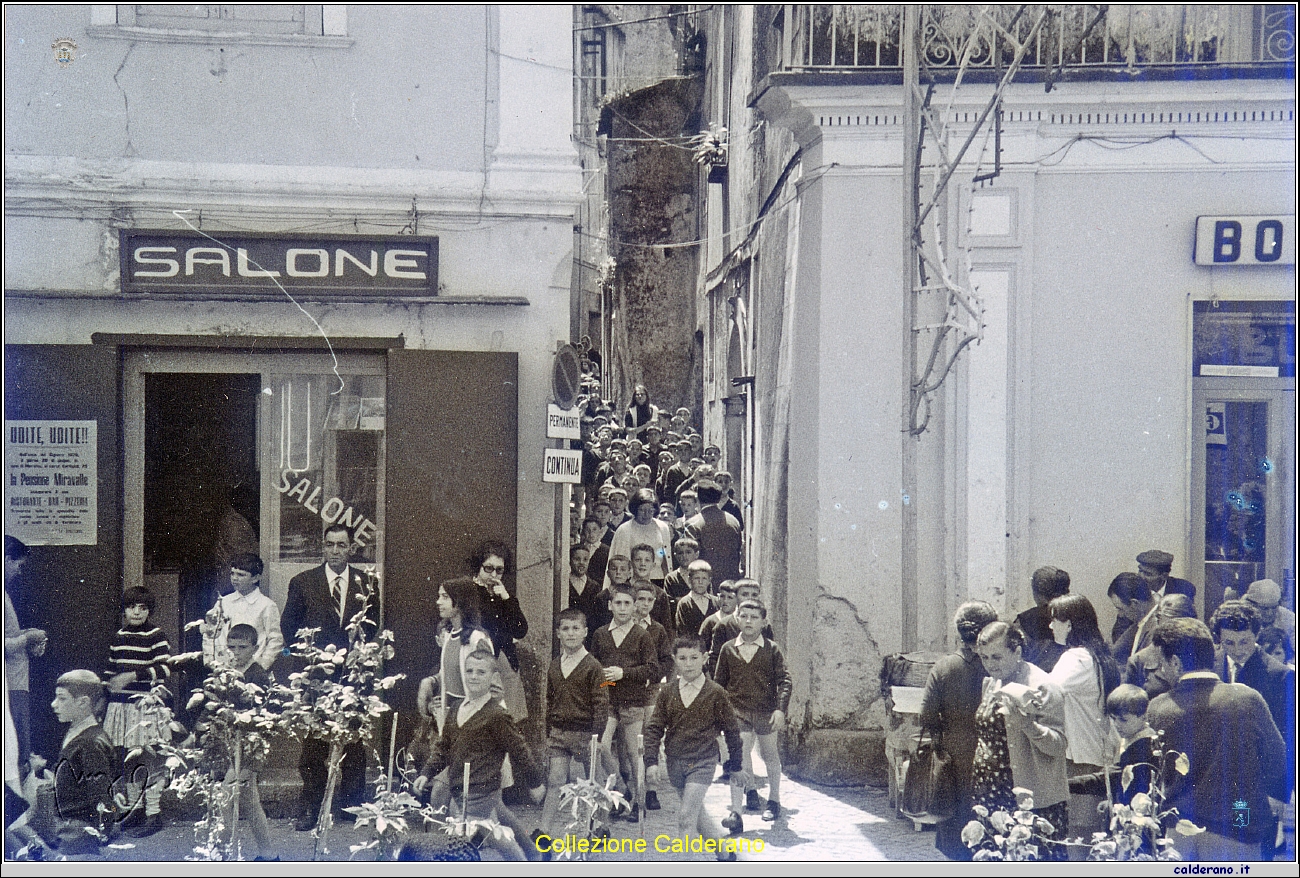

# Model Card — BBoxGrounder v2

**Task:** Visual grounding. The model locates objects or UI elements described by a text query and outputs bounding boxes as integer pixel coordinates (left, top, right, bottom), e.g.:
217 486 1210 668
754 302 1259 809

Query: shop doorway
124 350 388 657
144 372 260 656
1190 301 1296 618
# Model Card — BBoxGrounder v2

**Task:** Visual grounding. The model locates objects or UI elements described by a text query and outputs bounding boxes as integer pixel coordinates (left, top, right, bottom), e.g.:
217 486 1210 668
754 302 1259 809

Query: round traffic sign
553 344 582 410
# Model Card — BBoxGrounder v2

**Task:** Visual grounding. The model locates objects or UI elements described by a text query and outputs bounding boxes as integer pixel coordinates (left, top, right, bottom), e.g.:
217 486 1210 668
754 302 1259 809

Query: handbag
900 732 957 820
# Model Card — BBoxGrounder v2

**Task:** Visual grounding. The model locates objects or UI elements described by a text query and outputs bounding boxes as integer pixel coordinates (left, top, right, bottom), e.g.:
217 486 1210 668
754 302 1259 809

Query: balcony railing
779 5 1296 71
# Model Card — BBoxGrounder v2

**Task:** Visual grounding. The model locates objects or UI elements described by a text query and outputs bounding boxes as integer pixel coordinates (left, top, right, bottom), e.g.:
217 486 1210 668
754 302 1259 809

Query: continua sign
120 230 439 299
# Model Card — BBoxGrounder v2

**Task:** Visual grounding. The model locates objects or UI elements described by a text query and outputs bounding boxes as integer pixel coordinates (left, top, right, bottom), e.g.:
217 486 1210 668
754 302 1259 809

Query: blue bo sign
1194 215 1295 266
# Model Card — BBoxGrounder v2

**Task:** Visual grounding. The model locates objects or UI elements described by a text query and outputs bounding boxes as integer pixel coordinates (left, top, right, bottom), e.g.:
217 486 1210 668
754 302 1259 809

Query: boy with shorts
591 583 658 822
539 609 609 842
634 581 673 812
644 637 748 860
415 645 544 860
715 599 791 822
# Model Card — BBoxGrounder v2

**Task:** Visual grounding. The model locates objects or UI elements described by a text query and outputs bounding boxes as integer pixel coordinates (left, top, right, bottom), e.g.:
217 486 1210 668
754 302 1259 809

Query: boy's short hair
679 489 698 502
673 538 700 556
592 500 612 512
718 580 739 595
464 644 497 667
672 635 706 654
56 669 107 715
630 543 656 561
581 517 602 529
4 535 29 561
610 582 636 601
569 543 592 561
735 578 761 596
557 607 588 628
634 581 657 597
122 585 156 613
608 553 631 569
1209 599 1263 638
737 599 766 618
1105 683 1149 718
695 482 723 505
228 623 259 645
229 552 264 576
608 488 628 499
687 559 712 574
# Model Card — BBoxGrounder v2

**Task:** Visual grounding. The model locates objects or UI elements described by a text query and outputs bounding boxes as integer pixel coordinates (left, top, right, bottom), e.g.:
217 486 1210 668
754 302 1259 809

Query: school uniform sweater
591 622 658 708
420 699 542 797
640 618 673 684
713 636 793 716
106 623 172 703
1068 731 1155 806
643 677 742 772
703 614 775 671
546 652 610 735
674 593 716 638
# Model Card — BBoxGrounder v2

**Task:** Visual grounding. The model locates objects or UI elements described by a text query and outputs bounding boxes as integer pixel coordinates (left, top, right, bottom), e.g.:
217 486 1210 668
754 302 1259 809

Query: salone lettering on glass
276 470 378 547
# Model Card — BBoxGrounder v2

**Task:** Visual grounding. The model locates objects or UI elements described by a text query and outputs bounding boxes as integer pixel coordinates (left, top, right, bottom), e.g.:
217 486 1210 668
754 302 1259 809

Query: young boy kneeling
415 645 545 861
644 636 749 861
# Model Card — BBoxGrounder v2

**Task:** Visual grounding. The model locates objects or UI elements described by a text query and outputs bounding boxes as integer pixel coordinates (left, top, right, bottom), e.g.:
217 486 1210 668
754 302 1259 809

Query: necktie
333 572 346 624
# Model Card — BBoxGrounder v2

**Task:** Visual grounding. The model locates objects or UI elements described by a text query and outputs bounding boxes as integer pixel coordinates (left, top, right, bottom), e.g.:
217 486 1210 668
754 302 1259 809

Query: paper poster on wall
5 420 98 545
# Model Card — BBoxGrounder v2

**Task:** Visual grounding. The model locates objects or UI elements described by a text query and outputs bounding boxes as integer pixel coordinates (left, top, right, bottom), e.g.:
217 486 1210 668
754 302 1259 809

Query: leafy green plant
1083 731 1201 861
552 771 628 861
276 569 403 859
961 787 1059 861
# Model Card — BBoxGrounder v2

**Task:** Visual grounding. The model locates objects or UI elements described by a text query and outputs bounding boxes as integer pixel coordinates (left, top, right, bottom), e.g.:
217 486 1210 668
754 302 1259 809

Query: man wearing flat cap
1244 578 1297 655
1136 550 1197 602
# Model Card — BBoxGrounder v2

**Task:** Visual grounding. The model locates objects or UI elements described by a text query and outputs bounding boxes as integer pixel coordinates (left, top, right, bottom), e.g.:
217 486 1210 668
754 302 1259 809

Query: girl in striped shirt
104 585 172 837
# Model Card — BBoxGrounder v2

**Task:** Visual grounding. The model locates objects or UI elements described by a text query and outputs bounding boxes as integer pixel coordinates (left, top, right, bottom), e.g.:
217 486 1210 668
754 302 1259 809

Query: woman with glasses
469 540 529 722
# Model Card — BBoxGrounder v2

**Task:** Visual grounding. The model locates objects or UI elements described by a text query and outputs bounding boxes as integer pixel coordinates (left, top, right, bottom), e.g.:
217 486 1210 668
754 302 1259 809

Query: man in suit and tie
280 522 378 830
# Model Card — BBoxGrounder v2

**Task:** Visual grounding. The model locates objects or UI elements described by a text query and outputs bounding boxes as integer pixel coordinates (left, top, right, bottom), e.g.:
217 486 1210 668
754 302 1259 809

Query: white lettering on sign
543 449 583 484
1194 215 1296 266
133 246 428 280
546 404 582 440
276 469 378 546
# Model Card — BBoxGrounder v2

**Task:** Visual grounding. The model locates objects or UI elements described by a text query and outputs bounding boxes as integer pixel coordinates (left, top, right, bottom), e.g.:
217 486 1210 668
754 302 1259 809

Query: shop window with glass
125 351 385 654
1192 301 1295 616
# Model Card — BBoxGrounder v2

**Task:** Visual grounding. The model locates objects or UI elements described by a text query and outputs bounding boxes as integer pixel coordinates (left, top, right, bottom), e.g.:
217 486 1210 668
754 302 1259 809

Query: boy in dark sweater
634 581 674 811
715 599 792 822
707 580 775 671
539 609 610 837
416 646 544 861
591 583 658 822
1068 683 1156 807
664 538 700 604
644 636 748 860
48 670 120 856
675 560 717 638
218 625 278 862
